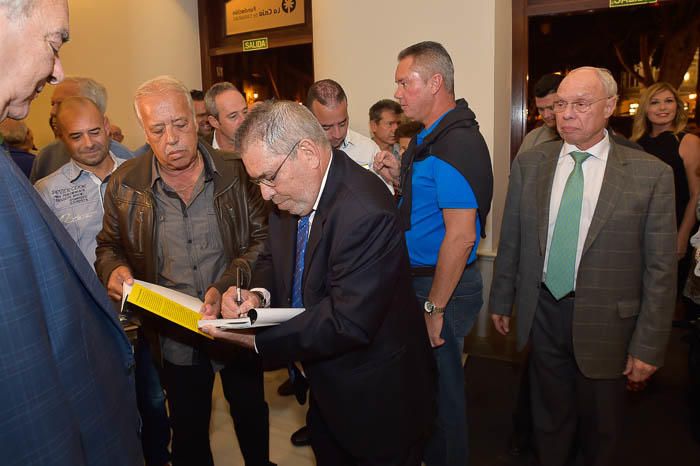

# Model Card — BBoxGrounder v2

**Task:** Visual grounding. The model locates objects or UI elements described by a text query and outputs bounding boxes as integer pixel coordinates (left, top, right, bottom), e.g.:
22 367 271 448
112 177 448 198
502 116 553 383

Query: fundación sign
226 0 305 36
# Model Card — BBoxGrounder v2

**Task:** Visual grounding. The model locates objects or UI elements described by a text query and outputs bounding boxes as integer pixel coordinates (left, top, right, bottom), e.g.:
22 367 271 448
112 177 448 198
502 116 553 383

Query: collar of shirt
65 152 123 184
559 129 610 163
339 129 355 151
416 108 453 146
308 151 334 227
150 148 217 188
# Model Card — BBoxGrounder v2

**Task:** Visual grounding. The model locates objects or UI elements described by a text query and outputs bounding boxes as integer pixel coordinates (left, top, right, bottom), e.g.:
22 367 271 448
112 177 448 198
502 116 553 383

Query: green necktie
545 151 591 300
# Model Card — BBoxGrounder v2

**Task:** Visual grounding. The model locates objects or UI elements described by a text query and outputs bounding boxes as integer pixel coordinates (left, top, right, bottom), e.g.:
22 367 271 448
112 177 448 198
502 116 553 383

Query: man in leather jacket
95 76 273 466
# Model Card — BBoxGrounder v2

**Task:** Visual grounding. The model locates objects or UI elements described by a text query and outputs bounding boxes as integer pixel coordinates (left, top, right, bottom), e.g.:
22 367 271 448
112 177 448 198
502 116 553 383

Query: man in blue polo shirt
375 41 493 466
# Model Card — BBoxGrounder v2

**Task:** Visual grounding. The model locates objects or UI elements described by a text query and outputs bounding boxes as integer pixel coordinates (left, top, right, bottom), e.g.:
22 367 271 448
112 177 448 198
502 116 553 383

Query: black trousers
161 351 272 466
529 288 626 466
307 397 425 466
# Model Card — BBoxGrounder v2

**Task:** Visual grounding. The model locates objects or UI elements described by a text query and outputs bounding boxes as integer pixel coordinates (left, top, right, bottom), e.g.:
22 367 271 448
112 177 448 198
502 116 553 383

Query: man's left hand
199 325 255 350
200 287 222 319
623 355 658 383
424 313 445 348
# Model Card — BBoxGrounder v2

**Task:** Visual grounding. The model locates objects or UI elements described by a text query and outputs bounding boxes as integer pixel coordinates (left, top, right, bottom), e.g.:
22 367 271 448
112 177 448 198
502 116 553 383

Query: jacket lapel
302 152 343 289
276 211 297 301
581 142 626 257
537 145 560 255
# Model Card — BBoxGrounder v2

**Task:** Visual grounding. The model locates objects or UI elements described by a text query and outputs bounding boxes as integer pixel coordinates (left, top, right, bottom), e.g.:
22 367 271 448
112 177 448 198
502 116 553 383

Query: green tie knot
570 151 591 166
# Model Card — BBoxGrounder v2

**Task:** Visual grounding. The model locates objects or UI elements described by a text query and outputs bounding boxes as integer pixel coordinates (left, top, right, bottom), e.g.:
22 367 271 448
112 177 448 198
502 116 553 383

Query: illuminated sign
226 0 305 36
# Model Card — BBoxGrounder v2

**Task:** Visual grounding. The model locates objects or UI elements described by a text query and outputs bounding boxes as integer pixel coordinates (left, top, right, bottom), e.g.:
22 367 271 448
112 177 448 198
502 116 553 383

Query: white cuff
250 287 271 307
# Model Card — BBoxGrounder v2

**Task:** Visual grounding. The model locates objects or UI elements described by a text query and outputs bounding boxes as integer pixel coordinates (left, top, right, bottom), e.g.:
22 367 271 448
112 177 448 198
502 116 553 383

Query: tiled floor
210 368 315 465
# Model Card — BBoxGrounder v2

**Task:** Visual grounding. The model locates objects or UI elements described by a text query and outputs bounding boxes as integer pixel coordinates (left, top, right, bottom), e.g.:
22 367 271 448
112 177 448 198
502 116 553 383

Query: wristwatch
424 300 445 316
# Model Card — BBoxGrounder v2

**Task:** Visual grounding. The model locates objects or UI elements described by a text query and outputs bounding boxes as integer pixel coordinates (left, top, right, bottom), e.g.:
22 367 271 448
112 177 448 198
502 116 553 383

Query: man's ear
208 115 220 130
103 115 112 136
298 139 321 169
429 73 444 95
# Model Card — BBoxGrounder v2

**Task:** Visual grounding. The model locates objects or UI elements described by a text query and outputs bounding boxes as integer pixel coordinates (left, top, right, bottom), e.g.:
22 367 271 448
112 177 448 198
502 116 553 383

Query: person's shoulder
34 163 69 193
37 139 64 157
334 153 395 213
514 140 561 164
348 128 380 152
613 140 671 174
109 140 133 159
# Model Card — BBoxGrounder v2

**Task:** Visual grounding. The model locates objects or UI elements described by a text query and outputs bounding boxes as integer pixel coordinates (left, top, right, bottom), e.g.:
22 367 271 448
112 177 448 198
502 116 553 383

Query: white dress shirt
252 151 334 308
543 131 610 283
340 128 393 194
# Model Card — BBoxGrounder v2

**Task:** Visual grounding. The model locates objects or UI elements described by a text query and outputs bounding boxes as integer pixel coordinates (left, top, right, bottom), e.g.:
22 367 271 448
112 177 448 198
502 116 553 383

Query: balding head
0 0 69 121
555 67 618 150
56 96 112 169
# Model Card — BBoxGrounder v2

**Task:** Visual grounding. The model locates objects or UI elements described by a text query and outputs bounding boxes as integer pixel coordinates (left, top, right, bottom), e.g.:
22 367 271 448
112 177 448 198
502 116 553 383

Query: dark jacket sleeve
211 162 270 293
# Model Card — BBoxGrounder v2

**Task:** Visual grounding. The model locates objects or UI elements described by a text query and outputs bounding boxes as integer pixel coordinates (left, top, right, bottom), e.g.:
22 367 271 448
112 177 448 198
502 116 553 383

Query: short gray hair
569 66 619 98
0 118 28 145
0 0 36 20
61 76 108 114
236 100 329 160
133 75 193 125
204 82 240 119
398 41 455 95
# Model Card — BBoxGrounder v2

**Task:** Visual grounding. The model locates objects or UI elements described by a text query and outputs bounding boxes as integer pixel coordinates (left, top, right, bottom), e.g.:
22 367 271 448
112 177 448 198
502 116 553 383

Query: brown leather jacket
95 143 269 294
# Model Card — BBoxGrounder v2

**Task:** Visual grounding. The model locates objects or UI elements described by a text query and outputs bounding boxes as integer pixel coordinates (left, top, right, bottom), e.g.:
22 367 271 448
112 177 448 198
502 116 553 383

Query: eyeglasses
552 96 612 114
249 140 301 187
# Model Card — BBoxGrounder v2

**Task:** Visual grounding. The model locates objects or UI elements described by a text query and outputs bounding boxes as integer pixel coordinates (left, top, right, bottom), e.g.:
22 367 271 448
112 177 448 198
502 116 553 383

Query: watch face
424 301 434 313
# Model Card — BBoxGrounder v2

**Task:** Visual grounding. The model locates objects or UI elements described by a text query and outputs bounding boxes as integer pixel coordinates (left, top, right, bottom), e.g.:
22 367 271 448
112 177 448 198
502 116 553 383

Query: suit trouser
412 265 483 466
530 288 625 466
161 352 273 466
307 397 424 466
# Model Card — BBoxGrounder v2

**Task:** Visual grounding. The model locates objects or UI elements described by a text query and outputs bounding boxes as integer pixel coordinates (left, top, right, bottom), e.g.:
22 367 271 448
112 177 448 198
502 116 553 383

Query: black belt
541 282 575 300
410 266 436 277
411 261 475 278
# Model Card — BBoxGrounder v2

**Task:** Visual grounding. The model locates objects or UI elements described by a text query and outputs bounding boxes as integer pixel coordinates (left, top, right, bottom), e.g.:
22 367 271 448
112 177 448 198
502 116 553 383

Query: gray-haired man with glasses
202 100 436 466
490 66 676 466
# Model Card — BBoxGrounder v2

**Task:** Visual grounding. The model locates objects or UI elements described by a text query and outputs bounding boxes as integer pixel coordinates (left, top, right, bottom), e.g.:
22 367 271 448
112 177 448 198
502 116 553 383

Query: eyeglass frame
249 139 302 187
552 95 613 114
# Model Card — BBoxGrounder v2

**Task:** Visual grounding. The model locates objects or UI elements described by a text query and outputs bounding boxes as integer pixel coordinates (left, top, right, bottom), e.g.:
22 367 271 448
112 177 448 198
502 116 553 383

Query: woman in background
632 82 700 321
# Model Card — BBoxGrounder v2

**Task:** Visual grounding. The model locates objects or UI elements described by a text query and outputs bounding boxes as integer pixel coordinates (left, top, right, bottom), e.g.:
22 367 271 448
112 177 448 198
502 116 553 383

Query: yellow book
123 280 213 339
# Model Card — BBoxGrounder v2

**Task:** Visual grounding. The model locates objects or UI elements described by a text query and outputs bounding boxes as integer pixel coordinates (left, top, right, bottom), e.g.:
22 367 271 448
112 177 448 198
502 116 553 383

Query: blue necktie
288 214 311 403
291 214 311 308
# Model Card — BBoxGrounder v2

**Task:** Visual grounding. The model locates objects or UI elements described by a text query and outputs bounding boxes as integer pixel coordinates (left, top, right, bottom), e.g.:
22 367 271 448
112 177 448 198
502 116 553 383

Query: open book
122 280 303 337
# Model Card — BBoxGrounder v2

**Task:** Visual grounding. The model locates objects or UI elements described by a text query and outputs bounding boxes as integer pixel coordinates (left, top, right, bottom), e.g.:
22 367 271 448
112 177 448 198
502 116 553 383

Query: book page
124 280 212 339
199 307 305 330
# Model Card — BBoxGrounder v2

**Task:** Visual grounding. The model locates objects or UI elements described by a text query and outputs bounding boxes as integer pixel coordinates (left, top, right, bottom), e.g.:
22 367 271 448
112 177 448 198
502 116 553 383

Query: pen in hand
236 267 243 305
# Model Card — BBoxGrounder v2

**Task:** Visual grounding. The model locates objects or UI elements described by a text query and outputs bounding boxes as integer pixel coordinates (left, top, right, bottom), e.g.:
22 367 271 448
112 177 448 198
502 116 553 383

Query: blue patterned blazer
0 148 142 465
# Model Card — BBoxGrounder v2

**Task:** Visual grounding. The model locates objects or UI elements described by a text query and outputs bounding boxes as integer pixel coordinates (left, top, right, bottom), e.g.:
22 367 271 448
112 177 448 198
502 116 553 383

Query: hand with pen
200 285 258 350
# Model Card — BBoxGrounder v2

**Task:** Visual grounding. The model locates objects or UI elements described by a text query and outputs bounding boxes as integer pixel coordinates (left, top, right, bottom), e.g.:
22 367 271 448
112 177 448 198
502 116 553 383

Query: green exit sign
242 37 269 52
610 0 657 7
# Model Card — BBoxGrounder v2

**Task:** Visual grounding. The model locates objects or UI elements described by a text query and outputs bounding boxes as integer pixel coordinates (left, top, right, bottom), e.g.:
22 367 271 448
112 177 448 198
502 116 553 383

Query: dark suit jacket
255 151 436 458
0 148 141 464
490 139 677 379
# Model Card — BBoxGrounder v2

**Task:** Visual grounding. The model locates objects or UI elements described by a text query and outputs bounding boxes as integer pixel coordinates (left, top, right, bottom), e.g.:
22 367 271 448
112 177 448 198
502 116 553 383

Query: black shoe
277 378 295 397
290 425 311 447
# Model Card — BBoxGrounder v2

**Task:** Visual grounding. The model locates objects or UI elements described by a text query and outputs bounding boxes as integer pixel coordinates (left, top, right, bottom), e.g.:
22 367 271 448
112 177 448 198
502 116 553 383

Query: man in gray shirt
95 76 272 466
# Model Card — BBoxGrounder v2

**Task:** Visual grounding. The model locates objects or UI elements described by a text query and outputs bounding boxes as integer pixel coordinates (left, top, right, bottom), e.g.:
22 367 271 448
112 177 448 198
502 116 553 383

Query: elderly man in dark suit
0 1 142 464
490 66 676 466
202 100 436 466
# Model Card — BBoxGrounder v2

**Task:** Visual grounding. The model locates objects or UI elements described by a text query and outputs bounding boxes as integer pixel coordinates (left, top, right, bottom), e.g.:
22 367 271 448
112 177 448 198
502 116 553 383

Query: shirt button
193 265 198 270
187 239 192 244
